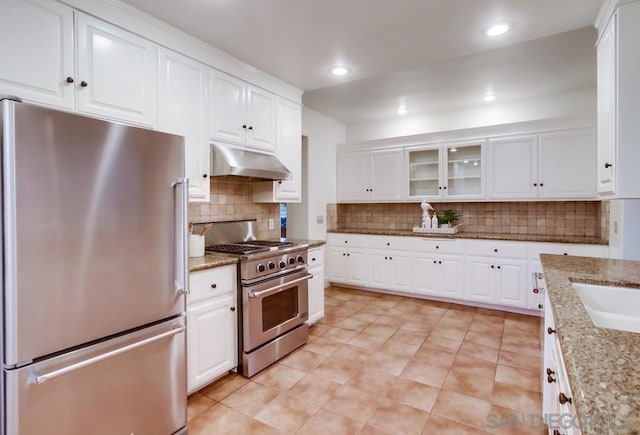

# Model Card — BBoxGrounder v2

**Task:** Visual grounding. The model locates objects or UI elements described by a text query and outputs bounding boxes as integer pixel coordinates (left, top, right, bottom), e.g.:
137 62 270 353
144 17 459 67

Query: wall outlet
317 215 324 224
268 218 275 230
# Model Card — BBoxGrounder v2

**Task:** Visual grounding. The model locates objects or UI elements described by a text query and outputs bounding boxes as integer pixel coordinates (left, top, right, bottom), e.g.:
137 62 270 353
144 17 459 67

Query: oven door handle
248 274 312 298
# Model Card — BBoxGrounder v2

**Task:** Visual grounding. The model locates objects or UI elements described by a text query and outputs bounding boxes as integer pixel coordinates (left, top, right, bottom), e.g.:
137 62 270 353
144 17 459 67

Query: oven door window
262 286 299 331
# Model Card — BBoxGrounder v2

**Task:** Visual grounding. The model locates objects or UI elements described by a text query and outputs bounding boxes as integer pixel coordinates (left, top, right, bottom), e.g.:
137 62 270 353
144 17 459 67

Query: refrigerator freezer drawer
3 316 186 435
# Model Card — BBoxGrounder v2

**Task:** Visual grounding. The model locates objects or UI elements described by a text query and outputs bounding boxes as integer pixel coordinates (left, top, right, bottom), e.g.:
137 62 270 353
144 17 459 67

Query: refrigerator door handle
172 177 189 295
31 326 186 385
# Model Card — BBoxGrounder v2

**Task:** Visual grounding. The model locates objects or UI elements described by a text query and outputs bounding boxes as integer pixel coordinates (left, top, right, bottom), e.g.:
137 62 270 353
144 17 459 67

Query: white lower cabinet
465 257 528 308
327 246 367 286
368 249 411 292
307 246 325 325
413 253 464 299
543 293 580 434
327 233 609 312
187 265 238 394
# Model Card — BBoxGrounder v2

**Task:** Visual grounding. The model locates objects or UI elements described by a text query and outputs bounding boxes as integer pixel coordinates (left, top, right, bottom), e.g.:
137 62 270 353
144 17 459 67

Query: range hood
210 142 291 181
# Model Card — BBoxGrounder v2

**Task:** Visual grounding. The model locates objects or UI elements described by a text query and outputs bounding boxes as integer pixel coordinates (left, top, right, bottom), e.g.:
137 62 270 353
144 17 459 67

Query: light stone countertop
188 253 239 272
329 228 608 245
540 254 640 435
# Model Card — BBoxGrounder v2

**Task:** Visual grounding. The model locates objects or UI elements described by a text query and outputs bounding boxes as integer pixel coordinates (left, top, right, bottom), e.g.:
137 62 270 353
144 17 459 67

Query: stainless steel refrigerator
0 98 189 435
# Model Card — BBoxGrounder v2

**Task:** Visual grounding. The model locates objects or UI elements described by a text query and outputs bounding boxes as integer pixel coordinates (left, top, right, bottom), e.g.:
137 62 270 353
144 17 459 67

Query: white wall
608 199 640 260
287 107 345 241
346 88 596 143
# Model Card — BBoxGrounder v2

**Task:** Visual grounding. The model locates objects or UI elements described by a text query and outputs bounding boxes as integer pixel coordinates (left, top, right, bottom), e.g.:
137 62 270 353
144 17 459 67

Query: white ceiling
119 0 602 123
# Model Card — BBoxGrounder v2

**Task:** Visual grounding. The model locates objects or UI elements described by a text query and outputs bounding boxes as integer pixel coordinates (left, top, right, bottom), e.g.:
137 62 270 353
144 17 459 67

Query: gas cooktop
205 240 295 256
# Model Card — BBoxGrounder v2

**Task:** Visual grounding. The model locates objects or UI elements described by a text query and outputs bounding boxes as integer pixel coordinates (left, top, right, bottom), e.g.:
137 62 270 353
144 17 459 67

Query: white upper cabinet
597 14 617 195
337 149 403 202
596 1 640 198
210 71 276 152
0 0 75 109
158 48 210 202
488 130 596 200
407 141 485 200
539 129 596 199
488 136 539 199
75 13 158 128
252 98 302 203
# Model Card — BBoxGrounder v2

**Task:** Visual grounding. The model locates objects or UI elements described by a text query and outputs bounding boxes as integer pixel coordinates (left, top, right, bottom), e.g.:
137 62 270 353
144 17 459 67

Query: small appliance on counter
1 97 188 435
197 220 311 377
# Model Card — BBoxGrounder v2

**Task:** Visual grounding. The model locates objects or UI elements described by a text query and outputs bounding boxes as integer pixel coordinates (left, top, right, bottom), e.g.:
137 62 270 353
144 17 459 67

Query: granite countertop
189 253 239 272
188 239 326 272
540 254 640 435
328 228 608 245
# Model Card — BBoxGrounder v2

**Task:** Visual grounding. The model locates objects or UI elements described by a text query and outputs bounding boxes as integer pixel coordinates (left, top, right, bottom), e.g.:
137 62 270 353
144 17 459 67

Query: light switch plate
317 215 324 224
268 218 275 230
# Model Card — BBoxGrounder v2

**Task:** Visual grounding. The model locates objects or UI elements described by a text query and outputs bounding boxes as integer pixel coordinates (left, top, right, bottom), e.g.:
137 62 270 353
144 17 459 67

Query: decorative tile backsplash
188 178 280 239
331 201 609 240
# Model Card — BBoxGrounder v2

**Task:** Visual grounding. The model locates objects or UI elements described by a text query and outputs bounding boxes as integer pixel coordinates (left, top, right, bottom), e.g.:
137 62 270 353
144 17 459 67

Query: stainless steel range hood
210 142 291 181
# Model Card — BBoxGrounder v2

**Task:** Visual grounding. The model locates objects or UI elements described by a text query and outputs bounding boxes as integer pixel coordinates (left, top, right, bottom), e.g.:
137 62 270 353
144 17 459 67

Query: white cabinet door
187 294 237 393
275 99 301 201
75 14 157 127
406 145 443 199
308 267 325 325
327 247 348 283
388 251 411 292
158 49 210 202
210 72 246 145
0 0 74 110
337 152 370 201
414 254 464 299
465 257 495 303
488 136 539 199
246 86 276 151
439 256 465 299
596 14 617 195
371 150 403 200
413 255 440 296
348 249 368 286
494 260 528 309
253 98 301 203
368 251 388 289
539 129 596 199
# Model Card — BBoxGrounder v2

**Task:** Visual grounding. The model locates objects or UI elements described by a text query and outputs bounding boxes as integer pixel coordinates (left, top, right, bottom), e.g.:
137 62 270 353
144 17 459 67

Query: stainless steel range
199 220 311 377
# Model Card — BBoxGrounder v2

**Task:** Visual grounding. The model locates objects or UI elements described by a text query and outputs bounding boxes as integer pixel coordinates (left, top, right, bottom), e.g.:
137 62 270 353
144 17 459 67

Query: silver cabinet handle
248 274 312 298
32 326 186 384
172 177 189 295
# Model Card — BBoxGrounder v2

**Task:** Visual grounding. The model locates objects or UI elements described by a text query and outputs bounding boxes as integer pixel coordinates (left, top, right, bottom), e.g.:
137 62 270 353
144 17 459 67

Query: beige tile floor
187 286 546 434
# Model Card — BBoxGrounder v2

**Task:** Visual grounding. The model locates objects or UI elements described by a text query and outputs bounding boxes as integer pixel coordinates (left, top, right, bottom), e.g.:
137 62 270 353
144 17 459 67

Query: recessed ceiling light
330 66 350 76
397 106 408 115
483 94 497 102
486 23 510 36
450 148 458 152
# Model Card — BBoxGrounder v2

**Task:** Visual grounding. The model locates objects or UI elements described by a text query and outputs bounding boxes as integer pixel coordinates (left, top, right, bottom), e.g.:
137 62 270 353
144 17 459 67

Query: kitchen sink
572 283 640 333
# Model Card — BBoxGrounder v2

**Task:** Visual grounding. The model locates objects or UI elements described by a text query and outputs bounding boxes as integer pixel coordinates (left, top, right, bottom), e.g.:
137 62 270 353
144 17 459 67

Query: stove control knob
296 255 304 264
256 264 266 273
267 261 276 270
288 257 296 265
278 260 286 269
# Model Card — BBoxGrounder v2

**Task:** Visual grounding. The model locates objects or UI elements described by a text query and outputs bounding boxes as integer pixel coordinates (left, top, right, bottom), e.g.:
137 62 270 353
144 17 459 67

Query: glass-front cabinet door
444 141 484 198
407 141 484 200
407 146 441 198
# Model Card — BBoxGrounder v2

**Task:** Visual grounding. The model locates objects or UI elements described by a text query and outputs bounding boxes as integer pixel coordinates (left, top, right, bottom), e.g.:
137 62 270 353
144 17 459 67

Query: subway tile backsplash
188 178 280 240
331 201 609 240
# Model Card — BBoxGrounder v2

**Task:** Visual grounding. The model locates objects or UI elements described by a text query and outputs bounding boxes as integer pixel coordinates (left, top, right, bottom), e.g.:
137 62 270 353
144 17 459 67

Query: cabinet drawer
308 246 325 267
529 242 608 260
412 238 465 254
189 264 237 305
466 241 528 259
326 233 368 248
368 235 411 251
